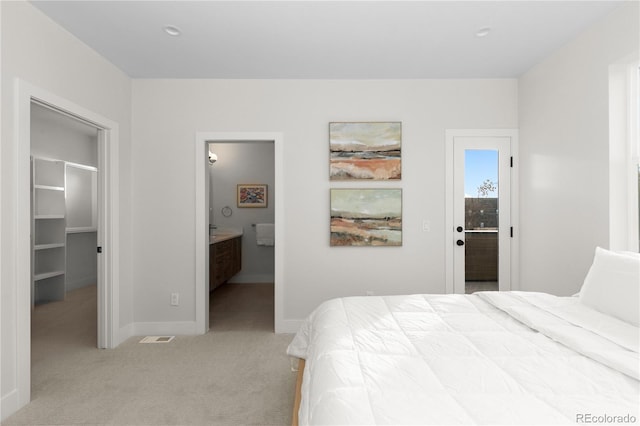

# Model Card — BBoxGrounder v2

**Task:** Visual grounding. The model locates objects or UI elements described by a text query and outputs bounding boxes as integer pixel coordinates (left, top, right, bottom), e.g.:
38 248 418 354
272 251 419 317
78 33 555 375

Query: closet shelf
34 270 65 281
34 214 65 220
66 227 97 234
34 184 64 191
34 243 65 250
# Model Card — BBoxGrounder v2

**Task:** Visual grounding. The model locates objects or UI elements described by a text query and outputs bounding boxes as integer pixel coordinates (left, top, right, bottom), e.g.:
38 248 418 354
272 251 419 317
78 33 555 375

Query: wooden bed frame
292 358 305 426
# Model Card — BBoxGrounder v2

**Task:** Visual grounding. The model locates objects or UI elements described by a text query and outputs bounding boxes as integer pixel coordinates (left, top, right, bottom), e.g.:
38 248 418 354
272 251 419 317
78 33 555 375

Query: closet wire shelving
31 156 98 306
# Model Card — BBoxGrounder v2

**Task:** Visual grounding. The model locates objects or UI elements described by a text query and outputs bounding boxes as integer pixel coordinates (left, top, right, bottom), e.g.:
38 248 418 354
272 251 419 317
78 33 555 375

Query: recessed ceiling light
163 25 182 37
475 27 491 38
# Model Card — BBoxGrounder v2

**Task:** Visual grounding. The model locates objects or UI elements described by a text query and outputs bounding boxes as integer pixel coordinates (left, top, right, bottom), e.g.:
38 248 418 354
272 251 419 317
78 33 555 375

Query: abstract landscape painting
329 122 401 180
330 189 402 246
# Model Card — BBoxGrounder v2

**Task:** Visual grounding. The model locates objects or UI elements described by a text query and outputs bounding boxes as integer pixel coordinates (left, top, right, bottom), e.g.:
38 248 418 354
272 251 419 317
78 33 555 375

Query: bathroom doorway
194 132 284 334
208 141 275 330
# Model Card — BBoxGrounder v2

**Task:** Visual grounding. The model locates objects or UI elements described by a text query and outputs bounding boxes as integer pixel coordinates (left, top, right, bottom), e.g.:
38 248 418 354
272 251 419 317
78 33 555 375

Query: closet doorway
15 80 120 411
30 103 100 400
31 103 99 302
30 101 99 319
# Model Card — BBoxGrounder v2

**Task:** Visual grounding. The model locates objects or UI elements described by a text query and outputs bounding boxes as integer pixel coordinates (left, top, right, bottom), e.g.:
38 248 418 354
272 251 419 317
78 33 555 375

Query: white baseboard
116 321 200 345
131 321 199 337
276 318 303 334
117 318 297 343
1 389 18 422
118 323 133 346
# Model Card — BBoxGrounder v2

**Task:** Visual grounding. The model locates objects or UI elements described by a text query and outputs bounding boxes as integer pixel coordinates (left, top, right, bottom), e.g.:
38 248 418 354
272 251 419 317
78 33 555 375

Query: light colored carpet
4 283 296 425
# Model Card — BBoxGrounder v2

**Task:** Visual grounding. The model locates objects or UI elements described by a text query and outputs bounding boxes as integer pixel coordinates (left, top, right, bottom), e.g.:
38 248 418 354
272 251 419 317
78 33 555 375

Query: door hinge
97 246 103 253
510 156 513 167
510 227 513 238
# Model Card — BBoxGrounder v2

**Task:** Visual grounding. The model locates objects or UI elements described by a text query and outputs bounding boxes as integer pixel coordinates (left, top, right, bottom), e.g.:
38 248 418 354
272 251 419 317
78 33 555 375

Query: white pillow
579 247 640 327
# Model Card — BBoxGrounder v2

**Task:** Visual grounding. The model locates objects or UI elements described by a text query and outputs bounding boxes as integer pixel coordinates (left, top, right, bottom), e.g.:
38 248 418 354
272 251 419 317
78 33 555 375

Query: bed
287 248 640 425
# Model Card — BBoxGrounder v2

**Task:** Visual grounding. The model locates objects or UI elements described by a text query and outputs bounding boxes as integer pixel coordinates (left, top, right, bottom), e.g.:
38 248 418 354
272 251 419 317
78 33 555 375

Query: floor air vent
139 336 175 344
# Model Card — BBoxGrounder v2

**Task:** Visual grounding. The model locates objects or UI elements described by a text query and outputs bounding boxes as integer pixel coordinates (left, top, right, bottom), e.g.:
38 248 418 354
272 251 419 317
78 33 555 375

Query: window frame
609 58 639 252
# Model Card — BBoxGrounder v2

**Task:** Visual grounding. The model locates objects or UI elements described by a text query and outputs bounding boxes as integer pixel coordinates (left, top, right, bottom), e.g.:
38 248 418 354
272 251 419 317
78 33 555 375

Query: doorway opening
207 141 275 331
194 132 284 334
16 80 120 412
30 102 100 358
445 129 519 294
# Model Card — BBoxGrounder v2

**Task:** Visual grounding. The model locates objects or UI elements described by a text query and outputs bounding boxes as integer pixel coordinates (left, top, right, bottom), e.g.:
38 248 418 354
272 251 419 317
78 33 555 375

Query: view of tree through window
465 151 498 230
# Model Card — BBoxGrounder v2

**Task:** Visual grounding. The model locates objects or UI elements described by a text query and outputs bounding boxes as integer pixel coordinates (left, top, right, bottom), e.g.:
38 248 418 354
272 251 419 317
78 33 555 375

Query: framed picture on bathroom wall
329 121 402 180
237 184 268 208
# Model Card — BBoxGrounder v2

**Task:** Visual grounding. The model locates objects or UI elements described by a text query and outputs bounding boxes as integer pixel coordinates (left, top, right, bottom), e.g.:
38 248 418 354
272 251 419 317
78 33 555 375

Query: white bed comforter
287 292 639 425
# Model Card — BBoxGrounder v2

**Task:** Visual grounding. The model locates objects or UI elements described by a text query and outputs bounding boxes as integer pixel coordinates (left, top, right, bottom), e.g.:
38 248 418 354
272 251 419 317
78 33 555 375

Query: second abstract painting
330 188 402 246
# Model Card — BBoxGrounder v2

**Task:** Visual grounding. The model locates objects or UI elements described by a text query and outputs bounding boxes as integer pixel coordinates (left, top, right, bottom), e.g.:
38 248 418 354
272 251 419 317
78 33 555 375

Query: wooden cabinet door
209 237 242 290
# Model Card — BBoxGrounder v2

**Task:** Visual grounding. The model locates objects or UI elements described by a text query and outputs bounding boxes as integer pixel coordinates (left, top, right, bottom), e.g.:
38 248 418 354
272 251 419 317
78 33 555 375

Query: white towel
256 223 275 246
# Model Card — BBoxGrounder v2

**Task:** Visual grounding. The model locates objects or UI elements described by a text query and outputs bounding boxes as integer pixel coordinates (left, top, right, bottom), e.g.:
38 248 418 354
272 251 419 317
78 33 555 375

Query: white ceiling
31 1 624 79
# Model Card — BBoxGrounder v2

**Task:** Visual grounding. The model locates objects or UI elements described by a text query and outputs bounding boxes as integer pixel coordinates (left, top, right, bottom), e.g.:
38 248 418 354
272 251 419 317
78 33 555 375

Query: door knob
456 240 464 246
456 226 463 233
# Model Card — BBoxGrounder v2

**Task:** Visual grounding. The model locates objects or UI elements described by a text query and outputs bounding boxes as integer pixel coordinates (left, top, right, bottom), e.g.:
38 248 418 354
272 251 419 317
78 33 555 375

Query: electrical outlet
422 220 431 232
170 293 179 306
365 290 374 296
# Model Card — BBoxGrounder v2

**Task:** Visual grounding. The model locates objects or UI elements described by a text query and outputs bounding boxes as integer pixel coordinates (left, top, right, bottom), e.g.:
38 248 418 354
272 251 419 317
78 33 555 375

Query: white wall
209 142 275 283
1 1 132 419
132 79 518 328
518 2 639 296
31 103 98 166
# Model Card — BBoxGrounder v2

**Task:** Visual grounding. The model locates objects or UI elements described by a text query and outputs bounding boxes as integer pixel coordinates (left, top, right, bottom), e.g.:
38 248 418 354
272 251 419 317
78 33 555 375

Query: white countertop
209 229 243 244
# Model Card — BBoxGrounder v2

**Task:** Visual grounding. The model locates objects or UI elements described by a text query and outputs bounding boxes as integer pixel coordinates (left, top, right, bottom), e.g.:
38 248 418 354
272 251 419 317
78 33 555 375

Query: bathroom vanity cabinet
209 235 242 290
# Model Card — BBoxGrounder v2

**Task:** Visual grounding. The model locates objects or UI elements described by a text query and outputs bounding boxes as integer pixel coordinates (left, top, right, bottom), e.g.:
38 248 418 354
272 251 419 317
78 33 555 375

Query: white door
450 133 515 294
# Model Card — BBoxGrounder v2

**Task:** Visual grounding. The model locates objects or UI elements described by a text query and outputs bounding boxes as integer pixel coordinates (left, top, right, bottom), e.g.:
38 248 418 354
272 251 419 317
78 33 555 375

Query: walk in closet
30 103 98 306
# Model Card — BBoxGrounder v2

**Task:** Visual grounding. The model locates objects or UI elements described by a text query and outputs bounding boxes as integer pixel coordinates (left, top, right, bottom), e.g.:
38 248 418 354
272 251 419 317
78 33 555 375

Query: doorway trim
445 129 519 294
16 79 120 409
194 132 284 334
